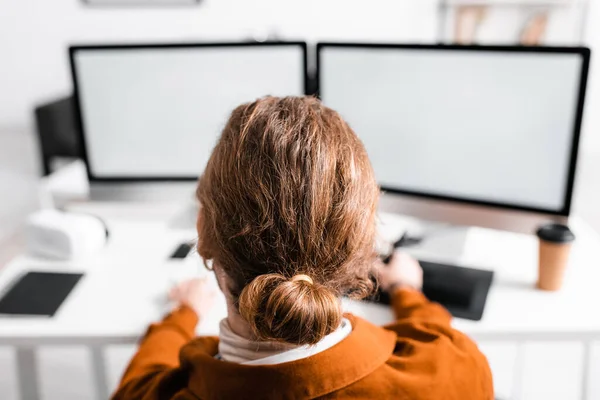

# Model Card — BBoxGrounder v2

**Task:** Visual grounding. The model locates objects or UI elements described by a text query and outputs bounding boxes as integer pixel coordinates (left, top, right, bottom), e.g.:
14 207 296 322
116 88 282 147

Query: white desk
1 204 600 400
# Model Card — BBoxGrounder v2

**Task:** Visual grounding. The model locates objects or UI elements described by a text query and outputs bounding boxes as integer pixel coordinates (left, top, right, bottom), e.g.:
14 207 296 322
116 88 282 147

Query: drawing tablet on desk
369 261 494 321
0 272 83 317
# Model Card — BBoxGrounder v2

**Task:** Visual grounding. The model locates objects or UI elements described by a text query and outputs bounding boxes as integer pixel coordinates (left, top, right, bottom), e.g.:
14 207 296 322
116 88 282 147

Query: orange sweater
113 288 493 399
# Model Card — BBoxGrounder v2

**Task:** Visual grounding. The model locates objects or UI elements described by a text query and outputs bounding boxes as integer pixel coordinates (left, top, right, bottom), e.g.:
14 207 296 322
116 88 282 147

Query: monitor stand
86 181 199 230
89 181 197 203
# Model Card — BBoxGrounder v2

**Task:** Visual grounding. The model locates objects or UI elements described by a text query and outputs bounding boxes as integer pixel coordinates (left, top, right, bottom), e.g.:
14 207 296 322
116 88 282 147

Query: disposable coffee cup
536 223 575 291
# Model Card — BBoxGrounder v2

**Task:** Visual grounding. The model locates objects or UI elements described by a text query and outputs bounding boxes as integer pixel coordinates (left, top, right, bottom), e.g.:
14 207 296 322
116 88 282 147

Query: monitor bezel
316 43 590 217
69 41 310 183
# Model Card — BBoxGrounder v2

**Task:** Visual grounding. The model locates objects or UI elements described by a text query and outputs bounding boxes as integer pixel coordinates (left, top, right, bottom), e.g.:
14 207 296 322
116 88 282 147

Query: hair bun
238 273 342 345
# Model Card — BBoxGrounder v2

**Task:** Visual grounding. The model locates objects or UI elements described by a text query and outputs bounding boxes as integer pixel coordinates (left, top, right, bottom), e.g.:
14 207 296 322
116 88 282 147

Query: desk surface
1 204 600 345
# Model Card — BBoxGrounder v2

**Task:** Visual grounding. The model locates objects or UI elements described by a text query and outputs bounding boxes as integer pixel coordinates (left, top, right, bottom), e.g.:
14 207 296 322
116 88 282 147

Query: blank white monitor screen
319 46 586 213
72 44 305 178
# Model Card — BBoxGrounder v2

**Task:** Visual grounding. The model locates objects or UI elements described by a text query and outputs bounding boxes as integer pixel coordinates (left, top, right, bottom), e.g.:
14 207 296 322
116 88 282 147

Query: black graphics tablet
369 261 494 321
0 271 84 317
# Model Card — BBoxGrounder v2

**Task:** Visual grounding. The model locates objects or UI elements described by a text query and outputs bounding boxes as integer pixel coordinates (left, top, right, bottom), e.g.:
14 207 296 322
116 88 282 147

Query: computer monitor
317 44 590 233
70 42 307 201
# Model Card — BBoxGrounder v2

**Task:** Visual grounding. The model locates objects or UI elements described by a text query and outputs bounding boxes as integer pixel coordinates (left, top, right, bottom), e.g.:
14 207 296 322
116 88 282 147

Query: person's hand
169 278 217 318
374 251 423 292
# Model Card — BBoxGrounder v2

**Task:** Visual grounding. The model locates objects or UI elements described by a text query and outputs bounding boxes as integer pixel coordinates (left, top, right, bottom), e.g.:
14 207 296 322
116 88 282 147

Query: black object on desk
371 261 494 321
170 243 193 259
0 272 84 317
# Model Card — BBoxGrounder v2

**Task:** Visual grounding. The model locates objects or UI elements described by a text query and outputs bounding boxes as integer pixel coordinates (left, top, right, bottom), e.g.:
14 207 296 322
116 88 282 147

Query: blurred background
1 0 600 399
2 0 600 247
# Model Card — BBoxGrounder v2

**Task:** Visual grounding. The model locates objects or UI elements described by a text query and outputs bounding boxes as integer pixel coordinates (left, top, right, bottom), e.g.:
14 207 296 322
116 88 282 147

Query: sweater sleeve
111 306 198 400
384 288 494 399
389 286 452 324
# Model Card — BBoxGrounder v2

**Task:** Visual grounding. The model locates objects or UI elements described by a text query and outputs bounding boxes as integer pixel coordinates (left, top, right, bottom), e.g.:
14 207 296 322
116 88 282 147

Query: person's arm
376 251 451 326
112 278 215 400
376 253 494 399
389 285 451 325
114 306 198 395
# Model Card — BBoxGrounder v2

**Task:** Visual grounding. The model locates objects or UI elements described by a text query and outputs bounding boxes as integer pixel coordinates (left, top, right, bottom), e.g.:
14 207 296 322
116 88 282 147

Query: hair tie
291 274 313 285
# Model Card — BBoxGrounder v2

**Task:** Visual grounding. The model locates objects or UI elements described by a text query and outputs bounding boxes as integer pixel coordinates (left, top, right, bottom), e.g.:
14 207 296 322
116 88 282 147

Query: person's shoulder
343 313 397 339
181 335 220 358
335 316 493 400
380 319 494 399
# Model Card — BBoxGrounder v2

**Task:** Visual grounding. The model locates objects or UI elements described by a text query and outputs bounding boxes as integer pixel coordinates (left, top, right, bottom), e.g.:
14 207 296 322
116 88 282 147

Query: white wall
582 0 600 154
0 0 438 130
1 0 597 152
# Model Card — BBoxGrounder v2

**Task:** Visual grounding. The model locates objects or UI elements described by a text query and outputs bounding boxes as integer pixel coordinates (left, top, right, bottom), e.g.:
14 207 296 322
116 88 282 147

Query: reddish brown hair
196 96 379 345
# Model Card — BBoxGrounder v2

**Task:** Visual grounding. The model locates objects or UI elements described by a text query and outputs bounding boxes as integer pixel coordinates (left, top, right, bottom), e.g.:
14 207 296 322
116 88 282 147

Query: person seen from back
113 96 493 400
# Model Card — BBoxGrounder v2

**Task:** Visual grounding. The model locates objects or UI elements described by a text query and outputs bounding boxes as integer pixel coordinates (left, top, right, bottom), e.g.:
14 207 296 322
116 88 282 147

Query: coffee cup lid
536 223 575 243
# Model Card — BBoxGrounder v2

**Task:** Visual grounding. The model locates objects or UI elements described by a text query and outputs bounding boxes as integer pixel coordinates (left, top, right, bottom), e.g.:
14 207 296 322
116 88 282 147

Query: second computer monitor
317 44 589 219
